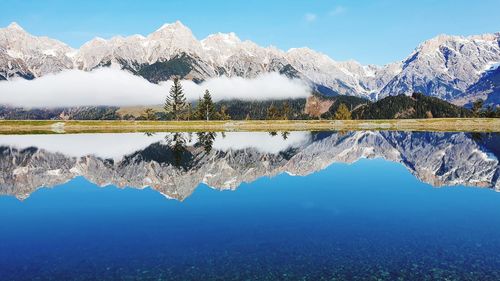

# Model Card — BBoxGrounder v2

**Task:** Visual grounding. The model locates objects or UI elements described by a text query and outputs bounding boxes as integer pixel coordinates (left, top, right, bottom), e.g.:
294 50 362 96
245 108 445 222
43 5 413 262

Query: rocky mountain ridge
0 22 499 105
0 131 497 200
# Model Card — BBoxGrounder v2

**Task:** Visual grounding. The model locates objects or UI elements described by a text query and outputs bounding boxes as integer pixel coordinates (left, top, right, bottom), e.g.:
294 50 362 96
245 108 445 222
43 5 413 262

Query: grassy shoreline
0 118 498 134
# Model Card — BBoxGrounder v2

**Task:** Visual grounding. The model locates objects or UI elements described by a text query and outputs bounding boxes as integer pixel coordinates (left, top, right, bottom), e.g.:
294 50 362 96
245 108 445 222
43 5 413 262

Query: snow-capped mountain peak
145 21 203 63
149 20 197 42
0 23 74 78
0 22 499 105
202 32 241 46
155 20 189 32
380 33 500 104
7 22 25 31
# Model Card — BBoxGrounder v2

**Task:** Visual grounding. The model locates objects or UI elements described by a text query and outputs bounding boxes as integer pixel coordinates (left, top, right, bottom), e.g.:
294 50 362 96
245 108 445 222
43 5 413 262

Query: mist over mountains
0 69 310 107
0 21 499 107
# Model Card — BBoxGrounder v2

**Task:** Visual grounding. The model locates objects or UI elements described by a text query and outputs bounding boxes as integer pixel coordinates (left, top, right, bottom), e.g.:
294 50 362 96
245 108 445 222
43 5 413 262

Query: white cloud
0 132 312 159
304 13 317 22
0 133 167 160
329 6 346 16
194 73 310 102
212 132 311 154
0 68 311 108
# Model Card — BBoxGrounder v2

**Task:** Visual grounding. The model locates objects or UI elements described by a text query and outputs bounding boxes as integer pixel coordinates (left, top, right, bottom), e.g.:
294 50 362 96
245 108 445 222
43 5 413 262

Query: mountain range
0 22 499 106
0 131 498 200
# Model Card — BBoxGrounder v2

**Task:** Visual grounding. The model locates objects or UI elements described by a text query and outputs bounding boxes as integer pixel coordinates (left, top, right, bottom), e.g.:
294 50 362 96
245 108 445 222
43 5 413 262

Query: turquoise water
0 131 499 280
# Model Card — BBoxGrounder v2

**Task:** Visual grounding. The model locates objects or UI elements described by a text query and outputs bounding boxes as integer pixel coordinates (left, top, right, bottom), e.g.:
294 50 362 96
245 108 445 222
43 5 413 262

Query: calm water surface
0 131 499 280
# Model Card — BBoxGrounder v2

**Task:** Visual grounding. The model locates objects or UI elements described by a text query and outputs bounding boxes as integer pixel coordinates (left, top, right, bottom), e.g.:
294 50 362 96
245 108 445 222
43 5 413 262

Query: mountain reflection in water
0 131 498 200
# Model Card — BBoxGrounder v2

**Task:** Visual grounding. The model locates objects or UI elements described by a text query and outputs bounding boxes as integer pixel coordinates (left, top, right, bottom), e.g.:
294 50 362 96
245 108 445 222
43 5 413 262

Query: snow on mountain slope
466 64 500 106
380 33 500 103
74 36 147 71
285 48 363 96
146 21 204 62
1 131 498 200
74 21 202 71
0 22 74 78
0 46 34 80
0 22 499 105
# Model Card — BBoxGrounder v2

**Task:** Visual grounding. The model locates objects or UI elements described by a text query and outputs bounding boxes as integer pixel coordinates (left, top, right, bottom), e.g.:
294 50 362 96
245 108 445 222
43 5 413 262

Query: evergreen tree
196 132 216 153
472 99 484 117
165 133 188 168
195 90 216 121
164 77 186 121
334 103 352 120
267 104 280 120
218 105 231 120
184 103 193 121
484 106 499 118
194 97 203 120
281 131 290 140
282 102 291 120
203 90 216 121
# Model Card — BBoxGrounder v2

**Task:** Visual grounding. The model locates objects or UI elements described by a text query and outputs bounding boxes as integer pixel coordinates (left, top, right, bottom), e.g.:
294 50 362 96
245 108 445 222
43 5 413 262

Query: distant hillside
0 93 479 120
215 99 308 120
0 106 119 120
217 93 370 120
313 94 370 119
352 93 472 119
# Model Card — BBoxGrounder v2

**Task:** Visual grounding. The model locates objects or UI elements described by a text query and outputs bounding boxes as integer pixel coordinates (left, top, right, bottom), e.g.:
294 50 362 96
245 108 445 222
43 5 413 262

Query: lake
0 131 499 280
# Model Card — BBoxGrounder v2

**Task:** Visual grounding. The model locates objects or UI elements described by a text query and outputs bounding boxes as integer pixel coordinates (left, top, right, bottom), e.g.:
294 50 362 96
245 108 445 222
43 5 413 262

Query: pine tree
186 103 192 121
282 102 291 120
195 90 216 121
165 133 188 168
194 97 203 120
334 103 352 120
267 104 279 120
197 132 216 153
218 105 231 120
164 77 186 121
484 106 496 118
202 89 216 121
472 99 484 117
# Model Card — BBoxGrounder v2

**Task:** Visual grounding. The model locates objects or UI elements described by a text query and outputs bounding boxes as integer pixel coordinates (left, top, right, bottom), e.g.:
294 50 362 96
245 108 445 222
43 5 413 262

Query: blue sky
1 0 499 65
